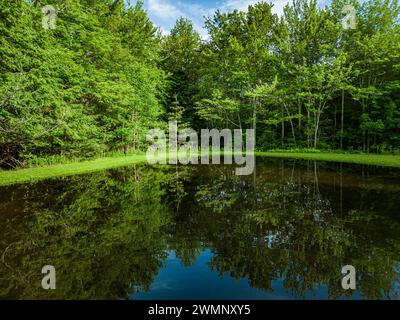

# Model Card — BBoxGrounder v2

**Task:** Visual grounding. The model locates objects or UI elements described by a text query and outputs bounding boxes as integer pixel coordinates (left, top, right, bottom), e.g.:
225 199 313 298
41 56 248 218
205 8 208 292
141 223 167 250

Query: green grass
1 151 400 187
256 151 400 168
0 154 147 186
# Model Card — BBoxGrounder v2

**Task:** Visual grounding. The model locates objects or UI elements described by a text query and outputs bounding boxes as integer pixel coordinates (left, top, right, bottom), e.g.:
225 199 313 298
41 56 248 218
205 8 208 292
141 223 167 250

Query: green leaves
0 0 167 167
1 0 400 167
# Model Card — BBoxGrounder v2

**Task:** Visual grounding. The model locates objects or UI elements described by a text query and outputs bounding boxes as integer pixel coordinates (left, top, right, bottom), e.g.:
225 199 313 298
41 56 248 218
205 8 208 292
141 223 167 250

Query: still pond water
1 157 400 300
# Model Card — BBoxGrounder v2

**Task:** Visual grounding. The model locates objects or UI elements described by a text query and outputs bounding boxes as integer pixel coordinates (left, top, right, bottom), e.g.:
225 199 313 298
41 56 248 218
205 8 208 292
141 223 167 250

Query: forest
1 0 400 169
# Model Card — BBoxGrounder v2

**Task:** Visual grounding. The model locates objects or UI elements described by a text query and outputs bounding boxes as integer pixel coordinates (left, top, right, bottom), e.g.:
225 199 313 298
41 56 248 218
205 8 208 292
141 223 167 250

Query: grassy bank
1 151 400 186
256 151 400 168
0 154 147 186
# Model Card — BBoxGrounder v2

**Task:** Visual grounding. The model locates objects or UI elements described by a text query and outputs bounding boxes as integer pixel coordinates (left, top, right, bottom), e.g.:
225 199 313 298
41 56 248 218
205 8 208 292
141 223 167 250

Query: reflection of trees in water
0 160 399 299
0 165 187 299
171 161 400 299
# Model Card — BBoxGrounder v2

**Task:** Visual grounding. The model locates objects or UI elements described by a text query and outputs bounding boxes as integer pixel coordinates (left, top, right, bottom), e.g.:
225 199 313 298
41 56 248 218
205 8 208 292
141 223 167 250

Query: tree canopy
0 0 399 169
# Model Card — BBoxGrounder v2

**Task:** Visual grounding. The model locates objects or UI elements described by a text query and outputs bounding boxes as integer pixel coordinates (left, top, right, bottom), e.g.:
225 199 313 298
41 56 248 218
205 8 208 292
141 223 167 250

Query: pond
0 157 400 300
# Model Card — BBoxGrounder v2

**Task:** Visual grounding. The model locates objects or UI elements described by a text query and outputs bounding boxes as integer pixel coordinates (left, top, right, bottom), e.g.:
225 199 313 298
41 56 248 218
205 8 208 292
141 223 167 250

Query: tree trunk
340 90 344 149
298 98 302 141
314 111 321 149
284 103 296 144
281 104 285 147
131 111 137 150
253 98 257 131
307 110 310 148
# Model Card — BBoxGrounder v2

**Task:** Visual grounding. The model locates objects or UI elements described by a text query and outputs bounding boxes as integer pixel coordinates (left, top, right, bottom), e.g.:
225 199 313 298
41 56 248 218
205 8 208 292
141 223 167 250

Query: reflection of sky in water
133 250 361 300
2 160 400 299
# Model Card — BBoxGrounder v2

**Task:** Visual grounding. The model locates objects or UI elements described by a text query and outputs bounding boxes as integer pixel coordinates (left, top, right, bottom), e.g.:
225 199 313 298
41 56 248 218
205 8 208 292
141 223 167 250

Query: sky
136 0 331 39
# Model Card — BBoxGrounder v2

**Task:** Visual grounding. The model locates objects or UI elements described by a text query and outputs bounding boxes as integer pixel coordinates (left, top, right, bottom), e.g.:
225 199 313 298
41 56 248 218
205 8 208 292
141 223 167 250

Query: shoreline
0 152 399 186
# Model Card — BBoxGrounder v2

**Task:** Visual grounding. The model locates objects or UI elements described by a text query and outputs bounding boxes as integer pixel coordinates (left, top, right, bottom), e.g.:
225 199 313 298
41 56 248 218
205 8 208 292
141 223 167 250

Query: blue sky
135 0 331 39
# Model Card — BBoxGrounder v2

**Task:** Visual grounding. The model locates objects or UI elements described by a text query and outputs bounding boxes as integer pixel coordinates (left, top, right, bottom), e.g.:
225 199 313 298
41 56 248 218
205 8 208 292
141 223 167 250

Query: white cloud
146 0 184 21
143 0 328 40
220 0 260 12
220 0 292 16
270 0 291 16
143 0 212 39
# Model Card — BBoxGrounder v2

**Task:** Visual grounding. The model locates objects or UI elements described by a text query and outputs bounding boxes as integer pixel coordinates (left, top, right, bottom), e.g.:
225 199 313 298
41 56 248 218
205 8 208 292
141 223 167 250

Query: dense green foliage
167 0 400 152
0 0 166 168
0 0 399 169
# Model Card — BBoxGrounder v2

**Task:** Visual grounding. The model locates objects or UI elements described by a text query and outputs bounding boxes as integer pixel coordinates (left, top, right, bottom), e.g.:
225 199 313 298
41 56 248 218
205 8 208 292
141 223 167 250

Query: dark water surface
1 157 400 300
